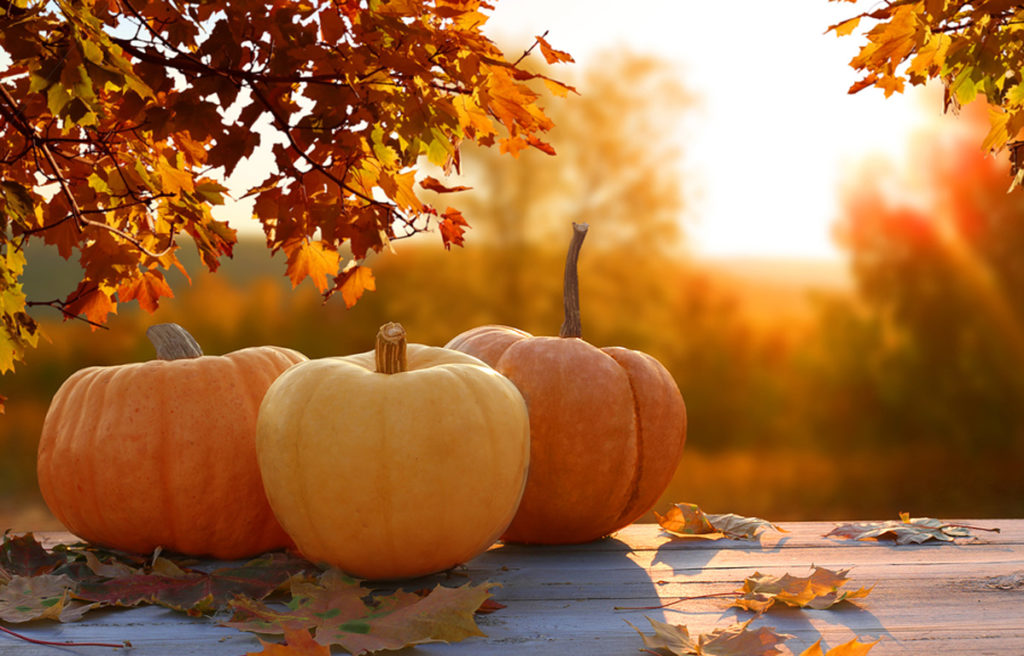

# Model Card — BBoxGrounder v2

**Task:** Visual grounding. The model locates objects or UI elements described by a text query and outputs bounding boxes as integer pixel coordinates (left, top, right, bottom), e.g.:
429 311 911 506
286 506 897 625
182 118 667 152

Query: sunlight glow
484 1 934 260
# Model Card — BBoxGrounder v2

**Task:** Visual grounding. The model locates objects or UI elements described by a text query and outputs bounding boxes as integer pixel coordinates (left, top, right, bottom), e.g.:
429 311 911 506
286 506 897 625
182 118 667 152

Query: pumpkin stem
559 222 588 339
375 322 408 374
147 323 203 360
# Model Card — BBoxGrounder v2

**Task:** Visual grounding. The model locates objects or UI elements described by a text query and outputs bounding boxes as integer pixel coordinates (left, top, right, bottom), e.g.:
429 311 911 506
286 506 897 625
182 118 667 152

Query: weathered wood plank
3 522 1022 655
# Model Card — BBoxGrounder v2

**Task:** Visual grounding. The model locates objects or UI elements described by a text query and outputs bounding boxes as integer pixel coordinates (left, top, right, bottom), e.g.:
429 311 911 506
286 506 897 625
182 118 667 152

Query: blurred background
3 3 1024 530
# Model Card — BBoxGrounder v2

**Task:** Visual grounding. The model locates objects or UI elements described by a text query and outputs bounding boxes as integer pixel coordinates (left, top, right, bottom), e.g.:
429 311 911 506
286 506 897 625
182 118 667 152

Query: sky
483 1 939 260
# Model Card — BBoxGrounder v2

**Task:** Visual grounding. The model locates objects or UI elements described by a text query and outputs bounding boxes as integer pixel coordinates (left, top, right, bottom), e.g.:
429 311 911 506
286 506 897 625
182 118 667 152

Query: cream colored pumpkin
255 323 530 580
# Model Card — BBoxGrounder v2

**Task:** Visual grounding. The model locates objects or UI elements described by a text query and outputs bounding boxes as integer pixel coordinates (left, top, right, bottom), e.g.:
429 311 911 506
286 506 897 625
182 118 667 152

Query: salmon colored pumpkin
255 322 530 580
37 324 306 559
446 223 687 544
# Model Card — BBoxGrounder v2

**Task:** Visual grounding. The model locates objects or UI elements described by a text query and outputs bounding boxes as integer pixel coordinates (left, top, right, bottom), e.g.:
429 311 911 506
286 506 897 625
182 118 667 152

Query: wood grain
5 520 1022 655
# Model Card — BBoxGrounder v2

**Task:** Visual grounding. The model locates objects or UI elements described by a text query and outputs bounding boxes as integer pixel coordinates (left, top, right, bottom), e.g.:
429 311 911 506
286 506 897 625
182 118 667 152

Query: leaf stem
0 624 126 649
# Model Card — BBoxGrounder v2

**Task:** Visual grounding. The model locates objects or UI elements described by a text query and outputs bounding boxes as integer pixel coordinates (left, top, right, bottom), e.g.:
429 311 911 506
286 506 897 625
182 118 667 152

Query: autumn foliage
829 0 1024 186
0 0 572 393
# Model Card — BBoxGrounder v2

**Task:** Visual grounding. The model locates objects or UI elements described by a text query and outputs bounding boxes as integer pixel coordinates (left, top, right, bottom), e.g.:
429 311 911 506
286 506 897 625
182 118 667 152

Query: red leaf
439 207 469 250
420 176 472 193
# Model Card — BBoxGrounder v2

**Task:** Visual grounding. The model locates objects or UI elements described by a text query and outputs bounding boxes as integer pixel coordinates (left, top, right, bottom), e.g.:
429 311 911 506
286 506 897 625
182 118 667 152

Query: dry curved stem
147 323 204 360
558 222 588 339
0 625 126 649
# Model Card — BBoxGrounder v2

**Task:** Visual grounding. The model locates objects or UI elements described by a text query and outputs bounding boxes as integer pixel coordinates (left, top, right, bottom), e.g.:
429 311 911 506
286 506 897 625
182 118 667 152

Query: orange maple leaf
63 283 116 327
284 240 340 293
331 264 376 308
246 629 329 656
535 35 574 65
117 270 174 313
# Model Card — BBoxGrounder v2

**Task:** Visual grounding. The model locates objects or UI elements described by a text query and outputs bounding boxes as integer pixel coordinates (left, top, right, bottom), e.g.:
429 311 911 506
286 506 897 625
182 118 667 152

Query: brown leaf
226 569 495 654
420 176 471 193
0 574 95 623
731 566 872 614
656 503 785 541
74 552 317 615
826 513 999 544
628 617 793 656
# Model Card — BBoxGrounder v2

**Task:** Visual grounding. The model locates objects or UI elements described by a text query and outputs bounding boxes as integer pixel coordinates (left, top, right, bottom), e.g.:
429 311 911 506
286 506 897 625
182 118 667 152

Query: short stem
558 222 588 339
146 323 203 360
375 322 407 374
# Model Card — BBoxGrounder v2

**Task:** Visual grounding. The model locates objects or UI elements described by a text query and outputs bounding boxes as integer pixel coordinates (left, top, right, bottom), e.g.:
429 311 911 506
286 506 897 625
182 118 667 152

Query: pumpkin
255 322 530 580
36 324 306 559
445 223 687 544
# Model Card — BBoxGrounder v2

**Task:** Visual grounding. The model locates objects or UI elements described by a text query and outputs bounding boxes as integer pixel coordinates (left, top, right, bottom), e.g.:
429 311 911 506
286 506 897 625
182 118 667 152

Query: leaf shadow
709 603 896 653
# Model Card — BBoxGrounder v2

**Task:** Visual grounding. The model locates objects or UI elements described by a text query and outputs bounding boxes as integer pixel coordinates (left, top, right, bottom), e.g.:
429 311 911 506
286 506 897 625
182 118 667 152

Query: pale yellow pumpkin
255 323 530 580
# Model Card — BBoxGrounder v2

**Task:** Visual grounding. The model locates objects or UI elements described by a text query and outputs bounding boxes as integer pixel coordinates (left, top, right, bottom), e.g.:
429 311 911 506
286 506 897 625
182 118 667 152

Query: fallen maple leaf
628 616 792 656
226 569 496 654
826 513 999 544
247 629 330 656
75 551 317 615
0 574 94 623
799 637 879 656
0 532 66 579
732 567 872 614
656 503 786 541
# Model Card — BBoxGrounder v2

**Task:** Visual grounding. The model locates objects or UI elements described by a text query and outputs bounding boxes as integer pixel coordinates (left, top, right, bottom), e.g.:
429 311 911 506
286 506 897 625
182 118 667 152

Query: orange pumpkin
446 223 687 544
36 324 306 559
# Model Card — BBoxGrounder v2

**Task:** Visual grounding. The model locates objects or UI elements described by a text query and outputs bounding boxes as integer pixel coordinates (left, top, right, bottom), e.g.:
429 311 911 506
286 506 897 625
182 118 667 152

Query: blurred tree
0 0 571 405
423 51 693 328
828 0 1024 187
823 104 1024 454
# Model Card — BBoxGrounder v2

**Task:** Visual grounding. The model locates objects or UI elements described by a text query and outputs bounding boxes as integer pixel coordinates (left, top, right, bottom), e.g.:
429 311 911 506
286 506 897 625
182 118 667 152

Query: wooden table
5 521 1023 655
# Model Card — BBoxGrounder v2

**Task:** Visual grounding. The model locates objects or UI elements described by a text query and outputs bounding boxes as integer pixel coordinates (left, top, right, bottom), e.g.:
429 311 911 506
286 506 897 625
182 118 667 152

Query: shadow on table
701 603 896 653
651 533 791 573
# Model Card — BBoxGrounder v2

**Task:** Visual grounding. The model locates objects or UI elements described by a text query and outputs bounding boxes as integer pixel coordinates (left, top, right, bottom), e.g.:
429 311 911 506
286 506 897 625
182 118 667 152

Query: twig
26 298 111 330
0 624 126 649
614 591 737 611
